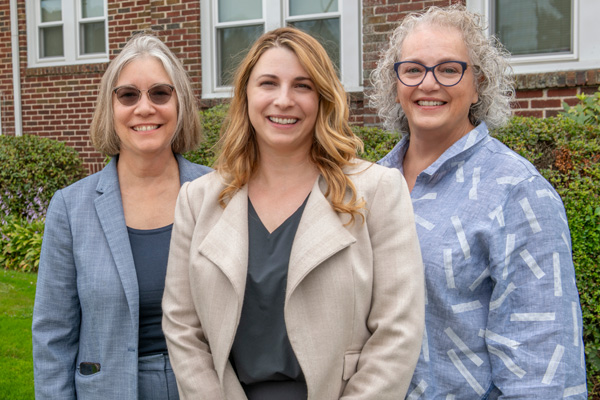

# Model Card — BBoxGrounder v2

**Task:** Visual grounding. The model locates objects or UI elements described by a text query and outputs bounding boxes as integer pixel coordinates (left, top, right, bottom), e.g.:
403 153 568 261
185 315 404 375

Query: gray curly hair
369 4 514 136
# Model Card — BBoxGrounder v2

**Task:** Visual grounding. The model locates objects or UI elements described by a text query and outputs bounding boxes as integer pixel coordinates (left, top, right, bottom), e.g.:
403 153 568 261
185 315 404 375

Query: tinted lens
148 84 174 105
115 86 140 106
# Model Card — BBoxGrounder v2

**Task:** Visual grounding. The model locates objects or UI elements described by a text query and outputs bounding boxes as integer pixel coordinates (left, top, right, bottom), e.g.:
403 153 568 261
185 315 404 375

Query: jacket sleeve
32 190 79 399
162 182 229 400
342 167 425 399
487 176 587 398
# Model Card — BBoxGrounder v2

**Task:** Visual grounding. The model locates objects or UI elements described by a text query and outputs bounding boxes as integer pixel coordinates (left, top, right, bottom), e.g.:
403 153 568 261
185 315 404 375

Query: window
27 0 108 67
466 0 600 74
201 0 361 98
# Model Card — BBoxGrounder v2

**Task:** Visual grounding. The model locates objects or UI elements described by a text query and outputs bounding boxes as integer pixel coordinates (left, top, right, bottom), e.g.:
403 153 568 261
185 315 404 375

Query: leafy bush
0 135 86 219
494 116 600 394
184 104 228 167
0 215 44 273
562 90 600 126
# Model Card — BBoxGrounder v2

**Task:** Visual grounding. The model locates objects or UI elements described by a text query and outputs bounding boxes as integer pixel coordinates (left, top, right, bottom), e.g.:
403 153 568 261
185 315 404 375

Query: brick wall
2 1 598 174
0 1 18 138
10 0 202 174
513 70 600 118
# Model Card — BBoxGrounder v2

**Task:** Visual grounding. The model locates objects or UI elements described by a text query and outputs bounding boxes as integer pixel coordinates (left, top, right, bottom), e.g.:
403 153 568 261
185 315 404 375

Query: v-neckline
248 194 310 235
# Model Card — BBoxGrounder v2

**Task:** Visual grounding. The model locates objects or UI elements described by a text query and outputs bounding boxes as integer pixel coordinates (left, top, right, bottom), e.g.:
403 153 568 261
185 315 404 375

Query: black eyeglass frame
112 83 176 106
393 60 469 87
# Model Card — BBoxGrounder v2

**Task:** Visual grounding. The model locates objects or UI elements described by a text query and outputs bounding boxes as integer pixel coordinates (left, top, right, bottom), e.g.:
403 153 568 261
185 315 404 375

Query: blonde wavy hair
90 32 202 156
370 4 515 136
215 27 365 223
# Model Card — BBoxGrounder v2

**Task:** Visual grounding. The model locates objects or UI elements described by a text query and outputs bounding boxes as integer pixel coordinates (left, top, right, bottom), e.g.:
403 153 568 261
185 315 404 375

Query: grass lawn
0 270 36 399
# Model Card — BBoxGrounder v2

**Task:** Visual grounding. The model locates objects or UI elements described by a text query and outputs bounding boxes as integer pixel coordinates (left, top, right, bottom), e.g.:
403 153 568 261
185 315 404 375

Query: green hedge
0 135 86 219
494 116 600 393
0 134 85 273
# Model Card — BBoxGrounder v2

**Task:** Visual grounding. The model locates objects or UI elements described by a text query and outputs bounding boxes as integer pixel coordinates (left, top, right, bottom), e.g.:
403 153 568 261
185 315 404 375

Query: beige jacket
162 160 425 400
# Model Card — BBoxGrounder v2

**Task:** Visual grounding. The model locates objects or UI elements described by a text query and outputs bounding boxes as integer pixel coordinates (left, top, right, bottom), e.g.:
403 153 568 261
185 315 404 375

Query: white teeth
269 117 298 125
418 100 445 106
133 125 159 131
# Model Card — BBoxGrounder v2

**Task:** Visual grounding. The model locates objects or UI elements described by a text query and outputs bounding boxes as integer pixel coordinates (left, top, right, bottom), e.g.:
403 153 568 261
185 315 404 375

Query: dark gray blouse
127 224 173 357
229 197 309 400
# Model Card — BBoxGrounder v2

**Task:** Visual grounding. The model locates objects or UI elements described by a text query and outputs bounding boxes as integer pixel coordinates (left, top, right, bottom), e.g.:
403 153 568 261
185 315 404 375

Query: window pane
40 26 63 57
289 0 338 16
80 22 106 54
219 0 261 22
81 0 104 18
289 18 340 72
40 0 62 22
495 0 571 56
218 25 264 86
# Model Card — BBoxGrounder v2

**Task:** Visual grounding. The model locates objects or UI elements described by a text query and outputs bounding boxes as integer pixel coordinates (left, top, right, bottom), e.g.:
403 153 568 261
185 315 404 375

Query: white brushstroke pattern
444 249 456 289
511 312 555 322
488 345 526 378
451 216 471 259
478 329 521 350
542 345 565 384
447 349 485 396
490 282 517 310
519 197 542 233
520 249 545 279
445 327 483 366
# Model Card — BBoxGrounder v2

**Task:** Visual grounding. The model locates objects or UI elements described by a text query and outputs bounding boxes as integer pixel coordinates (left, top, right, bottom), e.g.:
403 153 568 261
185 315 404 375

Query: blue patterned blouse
379 123 587 399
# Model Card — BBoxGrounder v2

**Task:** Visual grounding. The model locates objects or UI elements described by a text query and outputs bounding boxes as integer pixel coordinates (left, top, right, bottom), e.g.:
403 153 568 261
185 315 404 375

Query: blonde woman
162 27 424 400
33 33 211 399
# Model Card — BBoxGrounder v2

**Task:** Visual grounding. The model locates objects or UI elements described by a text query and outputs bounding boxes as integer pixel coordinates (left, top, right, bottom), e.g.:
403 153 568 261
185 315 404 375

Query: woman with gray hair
32 33 211 399
372 4 587 398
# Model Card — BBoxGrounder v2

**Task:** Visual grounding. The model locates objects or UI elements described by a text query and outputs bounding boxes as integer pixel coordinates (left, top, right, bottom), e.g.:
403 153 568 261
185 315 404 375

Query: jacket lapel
94 158 139 329
287 176 357 297
197 185 249 302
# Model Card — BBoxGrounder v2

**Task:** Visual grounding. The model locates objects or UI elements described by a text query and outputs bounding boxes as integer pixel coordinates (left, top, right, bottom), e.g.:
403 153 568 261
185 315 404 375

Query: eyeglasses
113 84 175 106
393 61 469 87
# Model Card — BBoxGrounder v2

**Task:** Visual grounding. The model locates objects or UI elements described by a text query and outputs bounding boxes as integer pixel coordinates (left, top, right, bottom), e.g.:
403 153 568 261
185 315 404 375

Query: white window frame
466 0 600 75
201 0 362 99
26 0 109 68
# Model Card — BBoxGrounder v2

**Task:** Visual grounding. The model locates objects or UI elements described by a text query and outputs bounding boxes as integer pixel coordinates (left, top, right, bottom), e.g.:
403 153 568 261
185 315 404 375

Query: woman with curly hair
162 27 424 399
371 4 586 398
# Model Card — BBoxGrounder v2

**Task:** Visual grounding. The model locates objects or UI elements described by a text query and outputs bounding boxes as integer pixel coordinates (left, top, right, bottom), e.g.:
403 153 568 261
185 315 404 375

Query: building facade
1 0 598 172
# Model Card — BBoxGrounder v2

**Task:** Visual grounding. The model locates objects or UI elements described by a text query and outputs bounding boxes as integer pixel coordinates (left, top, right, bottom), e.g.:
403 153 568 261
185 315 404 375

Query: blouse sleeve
486 176 587 397
32 190 80 399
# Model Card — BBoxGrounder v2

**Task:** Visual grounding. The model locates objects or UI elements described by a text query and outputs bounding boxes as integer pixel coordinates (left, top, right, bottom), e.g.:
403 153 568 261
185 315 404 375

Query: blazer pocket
342 351 361 381
78 362 101 376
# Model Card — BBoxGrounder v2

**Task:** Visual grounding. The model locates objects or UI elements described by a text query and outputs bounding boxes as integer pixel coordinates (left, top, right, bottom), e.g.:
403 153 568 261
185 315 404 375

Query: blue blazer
32 154 211 399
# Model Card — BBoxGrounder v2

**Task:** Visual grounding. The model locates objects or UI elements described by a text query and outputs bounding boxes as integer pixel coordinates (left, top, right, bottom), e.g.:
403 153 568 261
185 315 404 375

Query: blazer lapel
197 185 249 303
94 158 139 329
287 176 356 297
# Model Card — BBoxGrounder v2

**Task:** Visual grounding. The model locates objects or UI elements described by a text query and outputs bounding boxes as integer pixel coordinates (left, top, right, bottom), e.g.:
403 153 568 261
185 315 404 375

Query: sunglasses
113 84 175 106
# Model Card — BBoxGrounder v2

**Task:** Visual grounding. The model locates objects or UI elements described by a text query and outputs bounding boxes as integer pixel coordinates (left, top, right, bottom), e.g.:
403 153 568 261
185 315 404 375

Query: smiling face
113 56 178 160
246 46 319 157
396 24 479 143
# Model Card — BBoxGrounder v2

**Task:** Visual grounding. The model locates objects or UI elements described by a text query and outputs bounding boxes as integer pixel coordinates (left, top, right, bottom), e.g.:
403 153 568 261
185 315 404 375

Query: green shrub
184 104 229 167
0 135 86 219
562 90 600 126
494 116 600 392
0 215 44 273
353 126 400 162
